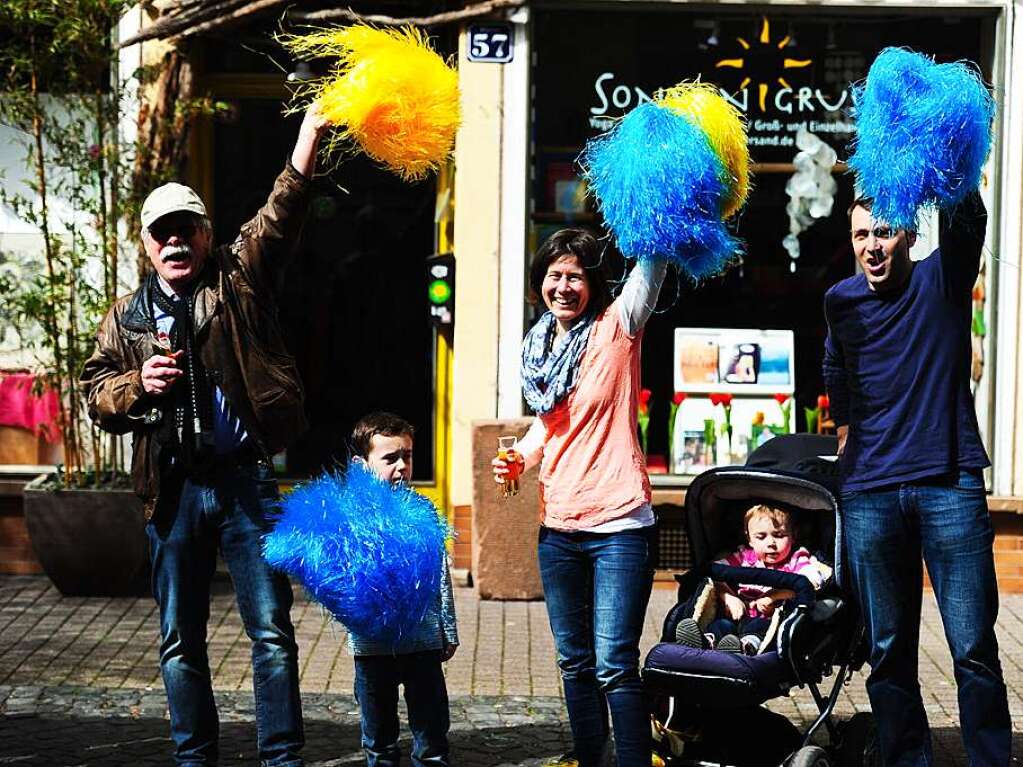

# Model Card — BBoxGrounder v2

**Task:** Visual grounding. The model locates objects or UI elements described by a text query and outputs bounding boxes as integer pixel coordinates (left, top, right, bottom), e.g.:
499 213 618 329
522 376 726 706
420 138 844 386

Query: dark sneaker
674 617 704 648
716 634 742 653
740 634 762 655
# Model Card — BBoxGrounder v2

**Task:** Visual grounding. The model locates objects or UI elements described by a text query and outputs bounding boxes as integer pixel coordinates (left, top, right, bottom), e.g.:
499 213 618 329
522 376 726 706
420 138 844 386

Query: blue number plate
467 23 514 63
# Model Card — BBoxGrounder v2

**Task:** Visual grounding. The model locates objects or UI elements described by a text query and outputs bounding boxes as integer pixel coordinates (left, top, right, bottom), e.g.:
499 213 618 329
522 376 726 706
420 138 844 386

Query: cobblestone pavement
2 575 1023 765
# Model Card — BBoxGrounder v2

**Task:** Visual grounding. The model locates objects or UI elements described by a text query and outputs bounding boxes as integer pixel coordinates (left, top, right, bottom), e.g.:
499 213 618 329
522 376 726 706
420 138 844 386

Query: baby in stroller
675 504 830 655
643 435 876 767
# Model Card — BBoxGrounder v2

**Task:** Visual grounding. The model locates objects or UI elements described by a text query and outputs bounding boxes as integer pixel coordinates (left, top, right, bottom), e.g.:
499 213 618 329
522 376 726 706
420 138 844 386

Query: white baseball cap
140 182 208 229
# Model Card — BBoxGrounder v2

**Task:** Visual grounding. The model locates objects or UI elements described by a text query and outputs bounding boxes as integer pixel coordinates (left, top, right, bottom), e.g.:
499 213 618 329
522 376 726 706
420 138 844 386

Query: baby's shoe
674 618 705 648
716 634 742 653
739 635 761 656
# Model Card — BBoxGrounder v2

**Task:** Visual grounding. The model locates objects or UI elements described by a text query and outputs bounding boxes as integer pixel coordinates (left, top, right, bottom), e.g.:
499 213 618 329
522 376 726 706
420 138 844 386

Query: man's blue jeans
841 469 1011 767
353 650 450 767
147 461 304 766
537 525 656 767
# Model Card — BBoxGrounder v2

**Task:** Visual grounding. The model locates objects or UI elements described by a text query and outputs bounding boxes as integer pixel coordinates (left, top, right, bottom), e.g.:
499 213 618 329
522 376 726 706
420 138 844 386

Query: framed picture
677 337 720 385
720 342 761 383
678 429 711 474
674 328 795 394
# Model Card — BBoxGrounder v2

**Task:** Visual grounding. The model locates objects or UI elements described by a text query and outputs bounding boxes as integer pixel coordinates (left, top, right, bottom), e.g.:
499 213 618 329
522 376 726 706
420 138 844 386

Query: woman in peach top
493 228 665 767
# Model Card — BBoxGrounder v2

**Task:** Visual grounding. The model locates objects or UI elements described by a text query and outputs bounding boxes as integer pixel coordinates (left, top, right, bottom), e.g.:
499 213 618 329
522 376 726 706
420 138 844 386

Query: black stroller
643 435 878 767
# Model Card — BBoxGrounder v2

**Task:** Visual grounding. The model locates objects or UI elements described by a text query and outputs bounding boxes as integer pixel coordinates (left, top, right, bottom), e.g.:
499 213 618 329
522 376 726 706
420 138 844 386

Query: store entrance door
194 91 449 500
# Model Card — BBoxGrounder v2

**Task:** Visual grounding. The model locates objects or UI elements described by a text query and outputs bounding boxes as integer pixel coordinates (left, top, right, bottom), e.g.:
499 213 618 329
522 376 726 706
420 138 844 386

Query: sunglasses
148 217 199 242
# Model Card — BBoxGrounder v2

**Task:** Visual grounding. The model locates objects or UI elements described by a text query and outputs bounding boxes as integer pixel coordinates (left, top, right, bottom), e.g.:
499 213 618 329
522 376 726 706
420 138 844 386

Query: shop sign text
588 71 856 146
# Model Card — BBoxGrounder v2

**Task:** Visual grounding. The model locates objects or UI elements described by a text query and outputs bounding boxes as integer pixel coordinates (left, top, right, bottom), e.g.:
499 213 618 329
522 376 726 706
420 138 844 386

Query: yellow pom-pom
283 25 460 181
657 81 751 219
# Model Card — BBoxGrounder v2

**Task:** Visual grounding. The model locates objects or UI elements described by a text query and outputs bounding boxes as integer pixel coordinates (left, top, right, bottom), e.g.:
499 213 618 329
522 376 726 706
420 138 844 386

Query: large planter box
23 476 149 596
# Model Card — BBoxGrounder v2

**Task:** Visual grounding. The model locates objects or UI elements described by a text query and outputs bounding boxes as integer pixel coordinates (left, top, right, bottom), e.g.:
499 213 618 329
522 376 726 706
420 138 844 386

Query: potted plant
0 0 146 596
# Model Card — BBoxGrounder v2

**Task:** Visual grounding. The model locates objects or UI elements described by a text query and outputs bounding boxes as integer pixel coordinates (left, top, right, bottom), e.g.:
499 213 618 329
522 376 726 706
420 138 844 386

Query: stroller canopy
684 434 841 574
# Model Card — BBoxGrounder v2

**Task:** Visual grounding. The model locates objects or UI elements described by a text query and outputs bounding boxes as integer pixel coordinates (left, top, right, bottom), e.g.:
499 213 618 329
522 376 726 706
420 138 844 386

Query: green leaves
0 0 133 485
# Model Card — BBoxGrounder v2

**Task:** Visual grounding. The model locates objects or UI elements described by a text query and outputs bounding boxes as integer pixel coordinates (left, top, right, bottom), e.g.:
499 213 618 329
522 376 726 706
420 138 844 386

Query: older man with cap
81 104 328 766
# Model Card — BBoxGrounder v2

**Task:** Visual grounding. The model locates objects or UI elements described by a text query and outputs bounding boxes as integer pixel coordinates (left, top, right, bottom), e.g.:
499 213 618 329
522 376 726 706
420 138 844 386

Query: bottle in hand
497 435 522 498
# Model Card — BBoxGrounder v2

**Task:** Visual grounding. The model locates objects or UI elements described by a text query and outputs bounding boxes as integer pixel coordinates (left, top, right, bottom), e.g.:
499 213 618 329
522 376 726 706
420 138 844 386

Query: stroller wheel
836 712 880 767
788 745 830 767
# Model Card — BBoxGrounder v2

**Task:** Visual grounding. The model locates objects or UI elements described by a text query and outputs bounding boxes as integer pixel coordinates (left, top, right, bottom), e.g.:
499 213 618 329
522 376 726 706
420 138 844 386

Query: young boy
349 411 458 767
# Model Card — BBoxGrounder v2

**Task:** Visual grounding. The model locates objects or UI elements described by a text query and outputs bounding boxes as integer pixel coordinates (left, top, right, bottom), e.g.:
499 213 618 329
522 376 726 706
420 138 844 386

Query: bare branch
119 0 253 48
120 0 526 46
166 0 292 43
288 0 524 26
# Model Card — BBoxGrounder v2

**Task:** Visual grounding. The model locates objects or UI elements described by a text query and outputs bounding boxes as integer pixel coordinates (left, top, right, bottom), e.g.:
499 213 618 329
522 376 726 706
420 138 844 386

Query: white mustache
160 244 193 262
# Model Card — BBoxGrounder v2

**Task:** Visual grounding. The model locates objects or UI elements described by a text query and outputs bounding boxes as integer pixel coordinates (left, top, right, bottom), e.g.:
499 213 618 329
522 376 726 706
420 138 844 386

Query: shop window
212 101 437 479
530 6 995 461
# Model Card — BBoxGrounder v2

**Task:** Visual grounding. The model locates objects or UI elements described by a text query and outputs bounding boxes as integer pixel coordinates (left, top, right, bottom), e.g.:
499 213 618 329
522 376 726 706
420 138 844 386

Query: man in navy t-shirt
823 192 1010 766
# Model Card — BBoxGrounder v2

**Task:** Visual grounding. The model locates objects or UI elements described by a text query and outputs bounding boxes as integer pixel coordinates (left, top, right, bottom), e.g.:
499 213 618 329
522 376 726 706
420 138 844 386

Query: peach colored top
537 303 651 530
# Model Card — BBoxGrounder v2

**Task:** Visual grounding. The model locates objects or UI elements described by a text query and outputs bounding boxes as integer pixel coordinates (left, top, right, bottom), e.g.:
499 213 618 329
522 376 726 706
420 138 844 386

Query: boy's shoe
716 634 742 653
740 634 762 655
543 752 579 767
674 618 704 648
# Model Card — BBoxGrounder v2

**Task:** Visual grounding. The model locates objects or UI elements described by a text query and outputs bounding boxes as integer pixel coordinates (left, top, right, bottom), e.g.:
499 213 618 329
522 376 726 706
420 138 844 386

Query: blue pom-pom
582 101 740 281
848 47 994 229
263 462 449 644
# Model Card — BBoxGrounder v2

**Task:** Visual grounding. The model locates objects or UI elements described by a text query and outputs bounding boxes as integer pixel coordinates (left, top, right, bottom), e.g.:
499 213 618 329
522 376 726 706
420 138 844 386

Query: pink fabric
716 545 826 617
0 374 60 442
537 302 651 530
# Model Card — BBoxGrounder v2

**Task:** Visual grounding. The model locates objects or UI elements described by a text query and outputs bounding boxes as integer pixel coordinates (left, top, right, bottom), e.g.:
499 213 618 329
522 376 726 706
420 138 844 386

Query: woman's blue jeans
147 461 304 766
537 525 656 767
841 469 1011 767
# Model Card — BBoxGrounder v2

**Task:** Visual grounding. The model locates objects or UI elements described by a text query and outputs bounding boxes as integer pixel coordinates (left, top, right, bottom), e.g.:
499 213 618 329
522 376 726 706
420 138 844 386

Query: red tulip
672 391 686 405
773 393 790 405
818 394 830 409
710 393 733 408
638 388 652 416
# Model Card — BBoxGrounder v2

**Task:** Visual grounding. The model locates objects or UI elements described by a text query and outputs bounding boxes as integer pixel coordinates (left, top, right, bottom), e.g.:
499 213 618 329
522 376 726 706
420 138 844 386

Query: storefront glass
530 5 997 464
203 31 452 480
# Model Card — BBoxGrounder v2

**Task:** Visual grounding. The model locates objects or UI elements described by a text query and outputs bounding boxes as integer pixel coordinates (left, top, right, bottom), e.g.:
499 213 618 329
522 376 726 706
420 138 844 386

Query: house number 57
467 23 514 63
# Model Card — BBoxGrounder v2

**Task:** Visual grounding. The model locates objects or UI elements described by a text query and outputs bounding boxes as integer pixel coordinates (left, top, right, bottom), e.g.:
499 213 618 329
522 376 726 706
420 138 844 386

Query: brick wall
0 479 42 575
453 504 472 570
991 512 1023 593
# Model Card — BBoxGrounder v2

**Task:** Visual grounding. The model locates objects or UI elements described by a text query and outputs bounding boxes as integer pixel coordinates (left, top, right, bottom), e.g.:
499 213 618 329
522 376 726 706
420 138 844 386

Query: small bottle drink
155 330 174 357
497 435 522 498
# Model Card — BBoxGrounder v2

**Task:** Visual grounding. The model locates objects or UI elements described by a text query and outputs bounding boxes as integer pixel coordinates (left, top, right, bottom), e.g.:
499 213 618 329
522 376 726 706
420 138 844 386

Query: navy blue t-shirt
822 193 989 492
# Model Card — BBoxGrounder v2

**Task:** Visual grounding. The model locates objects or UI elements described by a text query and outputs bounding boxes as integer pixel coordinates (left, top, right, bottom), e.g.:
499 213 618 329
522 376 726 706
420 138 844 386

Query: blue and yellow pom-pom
657 81 751 220
283 25 460 181
582 82 749 281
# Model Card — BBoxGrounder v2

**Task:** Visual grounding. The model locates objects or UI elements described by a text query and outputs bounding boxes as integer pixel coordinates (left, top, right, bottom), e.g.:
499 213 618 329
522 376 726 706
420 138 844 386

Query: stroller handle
703 562 817 607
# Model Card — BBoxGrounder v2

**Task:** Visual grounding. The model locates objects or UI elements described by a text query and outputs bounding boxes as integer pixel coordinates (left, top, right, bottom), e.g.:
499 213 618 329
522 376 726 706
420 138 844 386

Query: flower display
638 388 652 455
774 393 791 433
667 391 686 464
709 393 733 454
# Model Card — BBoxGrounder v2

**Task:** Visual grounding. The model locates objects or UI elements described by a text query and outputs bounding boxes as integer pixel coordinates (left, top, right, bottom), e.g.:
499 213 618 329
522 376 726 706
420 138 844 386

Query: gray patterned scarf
520 311 595 415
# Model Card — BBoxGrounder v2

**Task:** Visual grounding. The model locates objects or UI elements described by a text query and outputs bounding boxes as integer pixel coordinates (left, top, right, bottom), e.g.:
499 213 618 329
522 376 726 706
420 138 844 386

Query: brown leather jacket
81 163 312 519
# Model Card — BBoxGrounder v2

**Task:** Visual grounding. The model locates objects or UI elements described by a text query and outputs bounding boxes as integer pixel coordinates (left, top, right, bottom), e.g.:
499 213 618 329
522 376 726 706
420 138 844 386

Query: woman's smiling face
541 254 591 324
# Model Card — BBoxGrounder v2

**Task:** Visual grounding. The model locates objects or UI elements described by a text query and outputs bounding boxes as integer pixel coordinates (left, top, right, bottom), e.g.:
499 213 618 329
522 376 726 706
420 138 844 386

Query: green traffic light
429 279 451 305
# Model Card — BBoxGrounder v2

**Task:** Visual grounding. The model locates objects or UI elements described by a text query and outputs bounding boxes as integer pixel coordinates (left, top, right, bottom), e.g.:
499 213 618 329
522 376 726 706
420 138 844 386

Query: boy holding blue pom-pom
348 411 458 767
